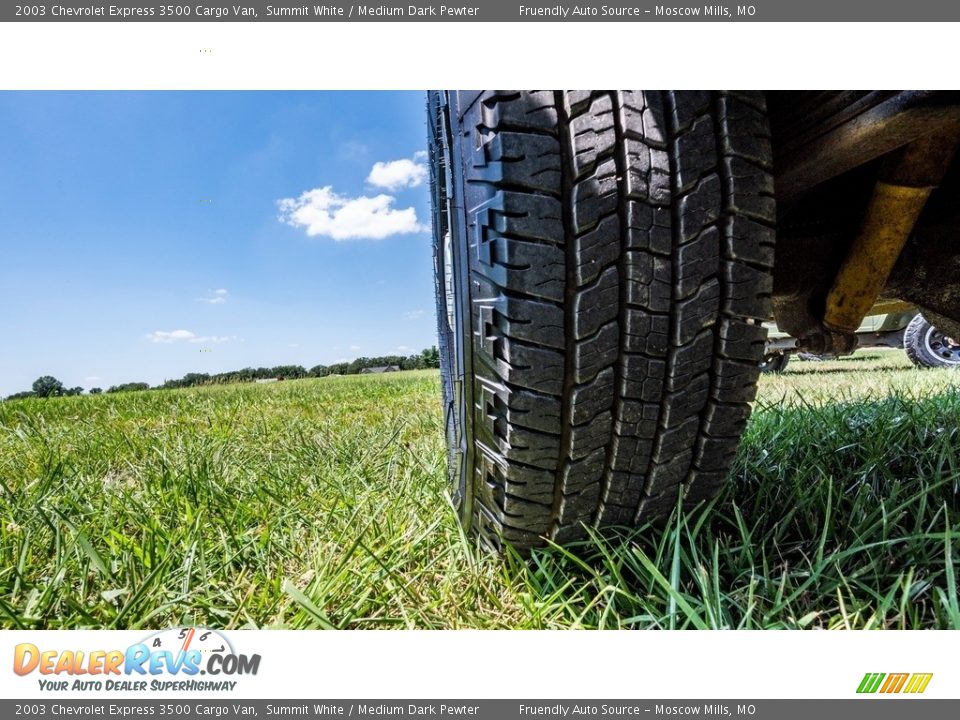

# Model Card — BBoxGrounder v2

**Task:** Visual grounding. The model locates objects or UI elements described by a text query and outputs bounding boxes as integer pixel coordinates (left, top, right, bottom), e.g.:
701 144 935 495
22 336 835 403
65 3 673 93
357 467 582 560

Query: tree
64 386 84 396
32 376 64 398
5 391 36 401
89 387 103 395
269 365 307 379
403 353 425 370
326 362 349 376
106 382 150 394
421 346 440 368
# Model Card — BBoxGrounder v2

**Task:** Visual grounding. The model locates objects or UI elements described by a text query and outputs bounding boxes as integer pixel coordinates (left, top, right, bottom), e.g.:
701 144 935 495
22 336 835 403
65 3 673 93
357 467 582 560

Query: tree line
3 347 440 400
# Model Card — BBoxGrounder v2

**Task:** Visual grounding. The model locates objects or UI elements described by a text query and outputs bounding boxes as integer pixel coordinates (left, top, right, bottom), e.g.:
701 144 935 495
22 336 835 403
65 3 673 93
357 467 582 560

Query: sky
0 91 438 396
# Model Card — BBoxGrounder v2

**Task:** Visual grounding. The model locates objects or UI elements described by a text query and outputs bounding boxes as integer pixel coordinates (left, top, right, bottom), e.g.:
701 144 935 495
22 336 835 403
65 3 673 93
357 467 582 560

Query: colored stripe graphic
904 673 934 694
857 672 932 694
857 673 885 693
880 673 909 693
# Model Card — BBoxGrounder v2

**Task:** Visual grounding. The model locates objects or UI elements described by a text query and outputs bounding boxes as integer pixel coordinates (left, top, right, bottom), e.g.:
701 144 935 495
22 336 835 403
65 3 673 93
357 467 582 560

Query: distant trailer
254 378 279 384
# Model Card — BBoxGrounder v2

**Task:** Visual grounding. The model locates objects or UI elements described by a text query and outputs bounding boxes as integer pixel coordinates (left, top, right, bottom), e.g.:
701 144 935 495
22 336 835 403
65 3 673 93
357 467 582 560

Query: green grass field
1 350 959 629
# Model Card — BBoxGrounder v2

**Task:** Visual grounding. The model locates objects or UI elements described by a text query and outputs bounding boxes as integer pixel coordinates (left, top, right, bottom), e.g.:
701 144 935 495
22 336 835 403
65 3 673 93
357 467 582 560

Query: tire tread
437 90 775 550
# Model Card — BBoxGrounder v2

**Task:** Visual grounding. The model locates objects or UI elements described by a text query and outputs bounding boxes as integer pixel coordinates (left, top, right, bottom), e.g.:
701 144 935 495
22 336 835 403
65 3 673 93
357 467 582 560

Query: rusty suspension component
799 129 960 354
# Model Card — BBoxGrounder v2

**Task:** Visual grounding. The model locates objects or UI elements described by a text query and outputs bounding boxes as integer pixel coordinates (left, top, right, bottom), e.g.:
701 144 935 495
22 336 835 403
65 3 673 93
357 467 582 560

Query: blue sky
0 91 438 396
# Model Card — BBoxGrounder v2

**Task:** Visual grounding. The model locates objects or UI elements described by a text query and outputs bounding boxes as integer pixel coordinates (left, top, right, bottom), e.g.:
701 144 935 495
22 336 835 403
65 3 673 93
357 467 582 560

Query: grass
0 350 958 629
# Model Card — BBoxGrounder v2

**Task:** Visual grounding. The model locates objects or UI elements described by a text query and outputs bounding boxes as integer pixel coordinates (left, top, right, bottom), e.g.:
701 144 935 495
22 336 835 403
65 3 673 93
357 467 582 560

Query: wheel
429 91 776 551
904 314 960 368
758 353 790 373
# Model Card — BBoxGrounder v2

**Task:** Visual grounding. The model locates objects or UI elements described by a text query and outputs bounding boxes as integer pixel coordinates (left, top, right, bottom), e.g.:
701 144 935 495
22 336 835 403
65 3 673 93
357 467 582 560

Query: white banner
1 630 953 699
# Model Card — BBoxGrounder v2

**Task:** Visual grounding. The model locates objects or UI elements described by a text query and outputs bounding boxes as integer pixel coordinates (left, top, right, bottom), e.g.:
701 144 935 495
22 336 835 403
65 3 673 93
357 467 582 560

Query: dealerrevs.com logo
13 628 261 692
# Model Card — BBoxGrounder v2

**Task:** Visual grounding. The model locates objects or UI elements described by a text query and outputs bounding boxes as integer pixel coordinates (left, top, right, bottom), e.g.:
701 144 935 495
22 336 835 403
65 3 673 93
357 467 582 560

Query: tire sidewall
429 91 473 526
905 314 960 368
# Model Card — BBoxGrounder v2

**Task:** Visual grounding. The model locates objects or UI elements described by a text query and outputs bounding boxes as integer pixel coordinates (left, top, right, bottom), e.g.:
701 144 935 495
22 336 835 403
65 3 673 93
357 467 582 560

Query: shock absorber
801 127 960 355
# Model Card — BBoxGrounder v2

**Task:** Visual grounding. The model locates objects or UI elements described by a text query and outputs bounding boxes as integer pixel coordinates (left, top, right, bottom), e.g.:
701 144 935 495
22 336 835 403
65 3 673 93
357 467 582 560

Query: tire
904 314 960 368
758 353 789 373
429 91 776 551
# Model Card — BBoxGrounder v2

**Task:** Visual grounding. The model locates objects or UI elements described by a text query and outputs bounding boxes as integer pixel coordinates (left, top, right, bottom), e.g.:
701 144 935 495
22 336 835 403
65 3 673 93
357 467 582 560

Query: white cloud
288 343 299 348
397 345 410 352
147 330 194 343
146 330 232 344
85 376 100 382
404 309 425 320
367 157 428 191
199 288 228 304
349 344 361 351
277 186 425 241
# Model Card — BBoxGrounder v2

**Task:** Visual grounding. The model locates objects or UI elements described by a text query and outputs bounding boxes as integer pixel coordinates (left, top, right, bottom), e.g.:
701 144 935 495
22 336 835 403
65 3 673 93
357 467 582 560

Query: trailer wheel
904 314 960 368
759 353 790 373
429 91 776 550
